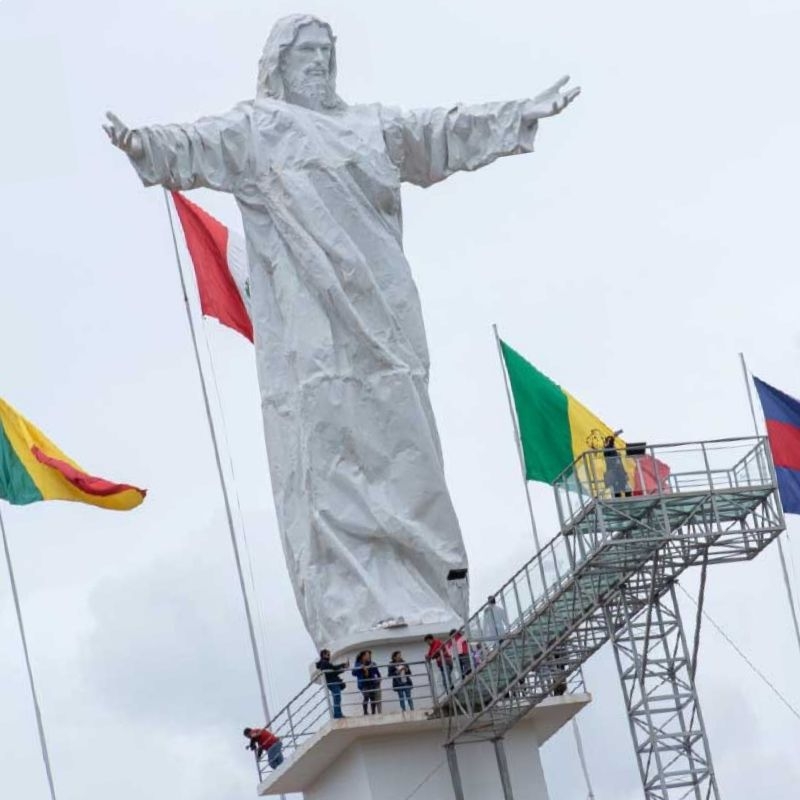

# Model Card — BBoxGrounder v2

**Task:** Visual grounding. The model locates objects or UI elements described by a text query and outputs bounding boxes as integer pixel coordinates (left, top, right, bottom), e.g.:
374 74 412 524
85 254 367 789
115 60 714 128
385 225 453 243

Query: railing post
554 477 567 531
758 435 771 486
700 441 712 489
511 580 525 626
286 705 296 749
587 450 601 499
700 442 724 537
426 659 441 713
322 680 333 720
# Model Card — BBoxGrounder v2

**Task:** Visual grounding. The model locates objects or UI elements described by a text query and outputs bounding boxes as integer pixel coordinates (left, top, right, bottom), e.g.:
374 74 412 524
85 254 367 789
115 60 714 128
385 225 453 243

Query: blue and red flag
754 377 800 515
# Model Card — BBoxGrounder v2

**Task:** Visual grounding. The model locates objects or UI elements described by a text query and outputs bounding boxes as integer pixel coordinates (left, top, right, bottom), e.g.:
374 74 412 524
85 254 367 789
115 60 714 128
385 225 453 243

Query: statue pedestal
257 694 590 799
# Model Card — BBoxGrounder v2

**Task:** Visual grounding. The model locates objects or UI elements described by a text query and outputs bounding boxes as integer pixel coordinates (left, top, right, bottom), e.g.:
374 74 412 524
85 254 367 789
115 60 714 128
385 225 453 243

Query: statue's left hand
525 76 581 122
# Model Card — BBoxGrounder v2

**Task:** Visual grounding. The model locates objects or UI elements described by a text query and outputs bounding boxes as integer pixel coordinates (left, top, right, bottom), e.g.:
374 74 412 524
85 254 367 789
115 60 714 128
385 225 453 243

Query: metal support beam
610 581 721 800
493 738 515 800
446 744 466 800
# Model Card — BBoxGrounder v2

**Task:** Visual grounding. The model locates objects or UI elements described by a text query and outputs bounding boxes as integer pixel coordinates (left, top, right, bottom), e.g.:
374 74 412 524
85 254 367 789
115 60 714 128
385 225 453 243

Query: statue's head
257 14 345 110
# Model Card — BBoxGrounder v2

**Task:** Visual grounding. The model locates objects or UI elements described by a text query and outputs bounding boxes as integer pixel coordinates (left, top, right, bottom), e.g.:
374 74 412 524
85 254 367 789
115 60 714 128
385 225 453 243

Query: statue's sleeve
380 101 538 188
129 103 252 193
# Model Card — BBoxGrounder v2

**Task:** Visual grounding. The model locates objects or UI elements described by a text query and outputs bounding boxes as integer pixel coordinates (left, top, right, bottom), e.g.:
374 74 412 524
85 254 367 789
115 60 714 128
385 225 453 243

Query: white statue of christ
104 14 579 650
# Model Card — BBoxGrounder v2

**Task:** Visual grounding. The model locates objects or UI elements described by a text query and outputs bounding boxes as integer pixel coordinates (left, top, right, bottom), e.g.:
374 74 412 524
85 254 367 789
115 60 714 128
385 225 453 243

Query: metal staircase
435 436 783 799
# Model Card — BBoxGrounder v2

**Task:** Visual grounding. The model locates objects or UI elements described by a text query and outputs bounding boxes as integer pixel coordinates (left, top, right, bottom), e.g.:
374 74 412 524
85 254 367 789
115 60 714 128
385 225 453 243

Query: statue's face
282 22 335 108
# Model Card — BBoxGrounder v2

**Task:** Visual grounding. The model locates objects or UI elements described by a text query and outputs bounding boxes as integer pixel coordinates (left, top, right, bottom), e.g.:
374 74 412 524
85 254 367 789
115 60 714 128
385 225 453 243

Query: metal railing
447 438 771 652
255 657 445 780
553 436 771 529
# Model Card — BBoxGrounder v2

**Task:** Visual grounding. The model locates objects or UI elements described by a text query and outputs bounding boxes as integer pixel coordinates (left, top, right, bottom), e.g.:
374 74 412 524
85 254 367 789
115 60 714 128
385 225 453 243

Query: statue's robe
132 98 538 647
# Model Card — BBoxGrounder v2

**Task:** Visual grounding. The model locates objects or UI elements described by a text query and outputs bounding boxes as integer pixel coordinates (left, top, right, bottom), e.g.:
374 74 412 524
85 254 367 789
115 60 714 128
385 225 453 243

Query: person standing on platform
449 629 472 677
424 634 454 690
388 650 414 711
603 434 631 497
353 650 382 715
316 649 348 719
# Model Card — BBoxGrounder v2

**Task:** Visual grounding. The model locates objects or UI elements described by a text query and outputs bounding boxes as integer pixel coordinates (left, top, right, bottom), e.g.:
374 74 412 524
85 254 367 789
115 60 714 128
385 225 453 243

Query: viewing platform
257 686 589 796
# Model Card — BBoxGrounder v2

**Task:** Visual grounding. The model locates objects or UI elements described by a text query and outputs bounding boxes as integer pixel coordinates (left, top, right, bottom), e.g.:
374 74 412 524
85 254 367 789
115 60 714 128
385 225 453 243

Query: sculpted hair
256 13 345 109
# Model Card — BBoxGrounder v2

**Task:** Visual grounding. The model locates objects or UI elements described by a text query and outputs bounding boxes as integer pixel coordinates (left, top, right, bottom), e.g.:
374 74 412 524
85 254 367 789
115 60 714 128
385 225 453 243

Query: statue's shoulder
344 103 397 129
349 102 389 117
251 97 297 118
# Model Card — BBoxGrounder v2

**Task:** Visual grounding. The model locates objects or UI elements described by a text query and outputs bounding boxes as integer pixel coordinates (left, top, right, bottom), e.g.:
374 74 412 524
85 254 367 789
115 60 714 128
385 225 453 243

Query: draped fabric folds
131 96 538 647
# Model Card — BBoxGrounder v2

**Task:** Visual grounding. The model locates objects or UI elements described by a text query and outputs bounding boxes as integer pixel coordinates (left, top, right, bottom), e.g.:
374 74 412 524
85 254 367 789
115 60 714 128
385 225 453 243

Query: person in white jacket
483 595 510 644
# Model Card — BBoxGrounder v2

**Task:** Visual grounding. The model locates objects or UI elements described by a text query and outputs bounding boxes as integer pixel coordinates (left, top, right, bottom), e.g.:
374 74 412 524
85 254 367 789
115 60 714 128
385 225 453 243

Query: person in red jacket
244 727 284 769
449 628 472 677
424 634 454 690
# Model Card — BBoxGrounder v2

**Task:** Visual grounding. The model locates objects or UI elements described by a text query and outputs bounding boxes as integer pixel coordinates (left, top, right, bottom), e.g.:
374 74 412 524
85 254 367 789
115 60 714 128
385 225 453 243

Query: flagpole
571 718 596 800
738 352 800 659
1 508 58 800
492 326 596 796
163 190 272 725
492 324 542 551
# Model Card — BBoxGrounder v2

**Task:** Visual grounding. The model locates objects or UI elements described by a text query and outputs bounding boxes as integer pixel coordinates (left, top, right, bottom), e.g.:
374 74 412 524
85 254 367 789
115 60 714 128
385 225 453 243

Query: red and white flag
171 192 253 342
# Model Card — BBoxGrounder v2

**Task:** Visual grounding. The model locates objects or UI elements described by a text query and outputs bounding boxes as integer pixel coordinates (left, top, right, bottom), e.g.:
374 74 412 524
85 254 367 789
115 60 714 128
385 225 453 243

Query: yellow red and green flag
0 397 146 511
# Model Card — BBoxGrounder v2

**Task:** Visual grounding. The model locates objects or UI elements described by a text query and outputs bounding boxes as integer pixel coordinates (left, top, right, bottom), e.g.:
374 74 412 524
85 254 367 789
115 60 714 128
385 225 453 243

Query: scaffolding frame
608 580 720 800
433 437 783 799
254 438 785 800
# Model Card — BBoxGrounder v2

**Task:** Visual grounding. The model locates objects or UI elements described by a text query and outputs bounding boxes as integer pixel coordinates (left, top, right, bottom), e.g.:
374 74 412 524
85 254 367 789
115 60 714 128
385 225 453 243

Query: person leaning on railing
424 634 454 690
316 649 349 719
243 727 284 769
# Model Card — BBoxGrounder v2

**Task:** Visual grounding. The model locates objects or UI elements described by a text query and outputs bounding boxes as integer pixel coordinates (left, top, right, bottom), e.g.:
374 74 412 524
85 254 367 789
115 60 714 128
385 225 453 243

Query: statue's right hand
103 111 144 159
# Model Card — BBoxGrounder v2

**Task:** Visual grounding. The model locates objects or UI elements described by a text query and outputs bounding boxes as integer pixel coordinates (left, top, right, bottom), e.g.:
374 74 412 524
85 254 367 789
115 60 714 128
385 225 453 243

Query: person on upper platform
603 434 632 498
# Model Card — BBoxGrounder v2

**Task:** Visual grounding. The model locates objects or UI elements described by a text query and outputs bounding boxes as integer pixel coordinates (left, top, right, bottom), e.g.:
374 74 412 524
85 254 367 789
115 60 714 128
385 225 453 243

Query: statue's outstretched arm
102 105 251 193
381 76 580 188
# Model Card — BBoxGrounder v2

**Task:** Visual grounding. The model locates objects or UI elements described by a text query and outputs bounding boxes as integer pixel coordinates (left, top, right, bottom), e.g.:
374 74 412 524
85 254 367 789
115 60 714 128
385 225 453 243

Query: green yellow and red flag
499 340 632 488
0 397 146 511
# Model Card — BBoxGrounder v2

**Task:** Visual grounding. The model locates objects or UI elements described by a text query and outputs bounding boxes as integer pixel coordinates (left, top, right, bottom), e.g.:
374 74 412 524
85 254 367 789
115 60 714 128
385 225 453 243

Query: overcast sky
1 1 799 798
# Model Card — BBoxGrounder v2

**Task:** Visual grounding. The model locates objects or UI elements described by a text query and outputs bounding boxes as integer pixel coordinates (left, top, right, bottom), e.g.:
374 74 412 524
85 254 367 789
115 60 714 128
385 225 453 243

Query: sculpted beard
283 68 337 109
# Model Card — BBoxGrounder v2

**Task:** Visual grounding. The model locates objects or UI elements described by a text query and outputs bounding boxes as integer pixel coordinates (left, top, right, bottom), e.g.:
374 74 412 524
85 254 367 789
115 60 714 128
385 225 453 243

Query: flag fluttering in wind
171 192 253 342
499 340 622 484
0 398 146 510
499 340 669 493
754 377 800 514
